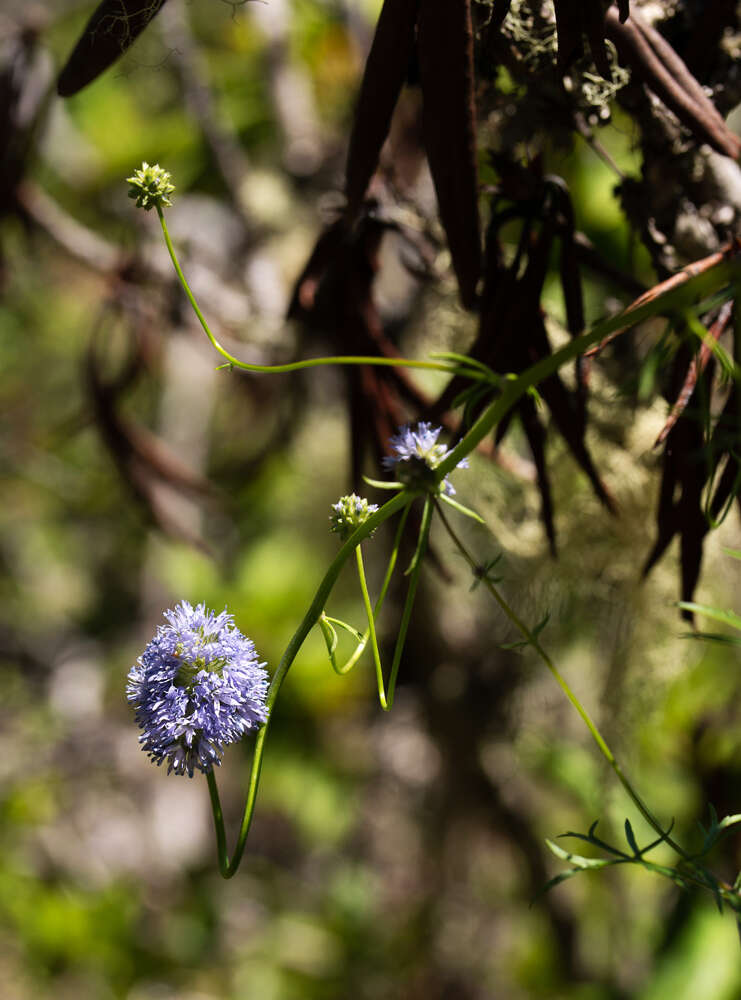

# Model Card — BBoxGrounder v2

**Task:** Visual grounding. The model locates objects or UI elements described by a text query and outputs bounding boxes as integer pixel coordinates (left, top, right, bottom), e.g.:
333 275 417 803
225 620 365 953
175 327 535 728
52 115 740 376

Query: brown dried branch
86 310 215 549
605 7 741 159
654 300 733 447
0 12 51 204
16 182 122 274
585 243 736 359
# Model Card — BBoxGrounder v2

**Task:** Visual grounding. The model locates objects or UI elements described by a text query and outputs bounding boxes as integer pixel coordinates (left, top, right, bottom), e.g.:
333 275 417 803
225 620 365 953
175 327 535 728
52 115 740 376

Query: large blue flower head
127 602 269 777
383 422 468 496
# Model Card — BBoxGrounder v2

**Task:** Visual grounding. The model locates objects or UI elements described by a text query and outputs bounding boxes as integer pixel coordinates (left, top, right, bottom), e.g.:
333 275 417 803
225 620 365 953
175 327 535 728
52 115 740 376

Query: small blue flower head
127 601 268 777
383 422 468 496
330 494 379 540
126 162 175 211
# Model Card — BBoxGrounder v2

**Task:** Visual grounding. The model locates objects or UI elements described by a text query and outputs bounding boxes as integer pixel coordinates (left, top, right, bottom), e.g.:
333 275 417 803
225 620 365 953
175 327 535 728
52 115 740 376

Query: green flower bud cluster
126 162 175 211
329 494 379 541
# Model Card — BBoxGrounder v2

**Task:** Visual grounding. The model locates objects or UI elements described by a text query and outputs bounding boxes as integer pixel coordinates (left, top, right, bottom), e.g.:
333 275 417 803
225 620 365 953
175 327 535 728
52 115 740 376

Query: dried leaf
344 0 420 217
582 2 612 80
417 0 481 308
520 396 557 556
86 318 212 549
654 302 732 447
553 0 584 71
643 359 715 617
58 0 169 97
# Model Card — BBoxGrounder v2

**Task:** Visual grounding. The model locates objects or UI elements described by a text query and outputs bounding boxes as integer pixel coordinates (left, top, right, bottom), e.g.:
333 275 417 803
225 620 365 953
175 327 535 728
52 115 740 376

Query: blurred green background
2 1 741 997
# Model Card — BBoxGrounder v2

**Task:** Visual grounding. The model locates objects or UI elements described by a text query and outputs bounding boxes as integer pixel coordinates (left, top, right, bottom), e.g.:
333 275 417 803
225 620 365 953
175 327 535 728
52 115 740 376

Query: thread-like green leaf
678 602 741 631
624 818 640 857
545 840 612 870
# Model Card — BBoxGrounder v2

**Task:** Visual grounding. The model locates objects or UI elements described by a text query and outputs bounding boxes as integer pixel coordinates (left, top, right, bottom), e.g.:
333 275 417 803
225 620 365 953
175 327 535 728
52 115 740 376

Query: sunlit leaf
678 602 741 632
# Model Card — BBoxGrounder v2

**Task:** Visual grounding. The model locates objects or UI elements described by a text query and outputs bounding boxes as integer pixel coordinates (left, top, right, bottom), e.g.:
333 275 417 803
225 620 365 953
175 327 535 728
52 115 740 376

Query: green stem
356 545 387 708
383 496 433 712
320 614 363 675
683 308 739 381
156 206 477 381
348 503 411 692
328 621 366 675
375 501 412 614
333 499 427 711
322 501 412 676
434 258 741 483
209 489 412 877
206 768 229 877
433 500 690 860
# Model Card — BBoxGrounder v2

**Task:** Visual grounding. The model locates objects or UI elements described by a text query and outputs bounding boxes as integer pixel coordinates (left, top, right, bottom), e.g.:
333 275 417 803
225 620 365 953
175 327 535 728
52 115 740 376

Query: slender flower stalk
432 500 690 860
207 490 412 877
383 495 432 708
354 544 386 706
154 203 473 381
322 501 412 678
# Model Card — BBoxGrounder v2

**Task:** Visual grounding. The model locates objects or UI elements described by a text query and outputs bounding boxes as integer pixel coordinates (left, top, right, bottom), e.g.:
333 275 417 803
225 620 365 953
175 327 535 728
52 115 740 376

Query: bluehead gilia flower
330 494 379 540
127 601 268 777
383 422 468 496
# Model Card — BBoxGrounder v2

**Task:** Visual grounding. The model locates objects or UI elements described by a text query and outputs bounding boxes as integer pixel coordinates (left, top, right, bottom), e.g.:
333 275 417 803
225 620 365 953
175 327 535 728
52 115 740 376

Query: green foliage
543 813 741 917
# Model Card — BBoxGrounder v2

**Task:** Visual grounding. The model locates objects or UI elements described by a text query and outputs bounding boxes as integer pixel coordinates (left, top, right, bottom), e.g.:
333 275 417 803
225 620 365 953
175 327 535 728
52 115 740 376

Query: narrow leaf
624 818 640 857
439 493 486 524
363 476 404 491
560 827 629 859
545 839 612 870
430 351 499 381
718 813 741 832
319 614 339 658
325 616 365 642
679 631 741 648
677 602 741 632
533 867 585 900
532 612 551 638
